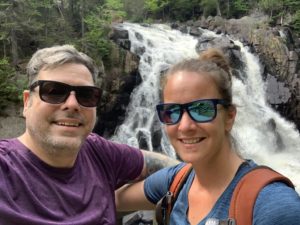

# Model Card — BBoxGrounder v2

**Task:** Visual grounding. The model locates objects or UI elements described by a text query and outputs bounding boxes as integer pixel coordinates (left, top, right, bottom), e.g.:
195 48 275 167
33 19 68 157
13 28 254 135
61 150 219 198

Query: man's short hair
26 45 99 84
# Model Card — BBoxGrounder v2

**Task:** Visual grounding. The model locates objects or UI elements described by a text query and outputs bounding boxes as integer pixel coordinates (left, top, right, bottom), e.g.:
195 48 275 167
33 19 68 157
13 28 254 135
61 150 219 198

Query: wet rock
122 211 154 225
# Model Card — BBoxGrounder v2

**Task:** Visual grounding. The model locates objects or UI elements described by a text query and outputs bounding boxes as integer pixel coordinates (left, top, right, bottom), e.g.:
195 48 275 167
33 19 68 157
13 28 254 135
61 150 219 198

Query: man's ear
22 90 30 117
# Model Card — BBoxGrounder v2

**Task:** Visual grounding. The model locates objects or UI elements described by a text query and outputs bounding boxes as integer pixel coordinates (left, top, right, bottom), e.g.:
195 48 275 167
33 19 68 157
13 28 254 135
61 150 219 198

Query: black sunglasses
29 80 102 107
156 99 230 125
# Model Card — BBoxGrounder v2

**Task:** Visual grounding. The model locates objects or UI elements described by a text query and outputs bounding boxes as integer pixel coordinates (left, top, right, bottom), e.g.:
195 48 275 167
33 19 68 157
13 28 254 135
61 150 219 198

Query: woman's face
163 71 236 164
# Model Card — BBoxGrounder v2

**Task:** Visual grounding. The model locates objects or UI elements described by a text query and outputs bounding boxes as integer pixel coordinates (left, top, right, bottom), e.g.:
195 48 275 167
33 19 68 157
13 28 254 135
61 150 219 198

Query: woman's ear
225 105 236 132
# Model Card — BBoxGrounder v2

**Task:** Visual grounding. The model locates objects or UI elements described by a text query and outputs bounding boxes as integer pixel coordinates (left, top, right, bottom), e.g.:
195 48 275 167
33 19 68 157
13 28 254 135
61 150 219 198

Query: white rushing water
111 22 300 192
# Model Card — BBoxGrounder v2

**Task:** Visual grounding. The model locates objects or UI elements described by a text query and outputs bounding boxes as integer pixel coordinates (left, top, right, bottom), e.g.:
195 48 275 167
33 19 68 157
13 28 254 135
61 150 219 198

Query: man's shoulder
85 133 104 144
84 133 113 149
0 138 18 154
83 133 141 161
85 133 138 151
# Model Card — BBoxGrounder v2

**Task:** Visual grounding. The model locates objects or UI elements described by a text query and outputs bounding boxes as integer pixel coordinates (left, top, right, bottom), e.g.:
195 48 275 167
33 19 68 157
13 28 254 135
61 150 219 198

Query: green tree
0 0 74 67
231 0 249 17
0 58 23 113
0 1 28 67
259 0 281 18
37 0 74 46
123 0 145 21
200 0 220 17
168 0 201 21
144 0 160 17
259 0 300 25
103 0 126 21
143 0 171 20
80 0 126 60
291 10 300 34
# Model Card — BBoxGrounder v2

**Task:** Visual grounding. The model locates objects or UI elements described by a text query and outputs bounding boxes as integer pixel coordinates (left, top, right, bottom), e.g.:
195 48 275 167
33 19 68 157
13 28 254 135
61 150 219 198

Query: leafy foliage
291 10 300 33
201 0 219 17
0 58 25 113
168 0 201 21
81 7 112 60
145 0 160 13
80 0 126 61
231 0 250 17
259 0 300 25
123 0 146 21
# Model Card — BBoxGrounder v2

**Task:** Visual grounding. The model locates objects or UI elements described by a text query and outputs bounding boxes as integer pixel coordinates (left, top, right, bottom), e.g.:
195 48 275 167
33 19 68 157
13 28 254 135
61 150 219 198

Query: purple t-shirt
0 133 144 225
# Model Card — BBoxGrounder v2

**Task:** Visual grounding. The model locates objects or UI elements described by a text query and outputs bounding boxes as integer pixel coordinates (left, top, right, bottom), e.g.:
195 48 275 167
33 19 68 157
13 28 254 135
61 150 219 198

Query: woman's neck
192 150 244 191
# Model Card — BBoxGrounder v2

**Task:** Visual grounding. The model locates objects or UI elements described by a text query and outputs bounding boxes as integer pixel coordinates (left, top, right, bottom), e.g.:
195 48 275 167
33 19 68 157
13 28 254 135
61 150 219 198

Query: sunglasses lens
157 104 181 124
156 99 225 125
40 81 69 104
188 100 216 122
37 81 101 107
76 87 101 107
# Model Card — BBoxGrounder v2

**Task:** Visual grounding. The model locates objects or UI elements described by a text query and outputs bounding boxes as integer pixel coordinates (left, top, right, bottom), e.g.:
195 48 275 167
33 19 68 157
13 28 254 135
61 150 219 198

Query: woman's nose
178 110 197 131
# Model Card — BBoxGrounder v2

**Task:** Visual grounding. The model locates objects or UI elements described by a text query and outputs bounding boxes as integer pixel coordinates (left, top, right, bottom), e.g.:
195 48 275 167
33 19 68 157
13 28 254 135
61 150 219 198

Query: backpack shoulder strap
155 163 192 225
169 163 193 201
229 166 294 225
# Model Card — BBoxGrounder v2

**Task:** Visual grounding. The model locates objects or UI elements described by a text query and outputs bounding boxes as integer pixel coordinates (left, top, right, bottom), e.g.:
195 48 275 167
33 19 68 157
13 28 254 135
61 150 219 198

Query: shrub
0 59 25 115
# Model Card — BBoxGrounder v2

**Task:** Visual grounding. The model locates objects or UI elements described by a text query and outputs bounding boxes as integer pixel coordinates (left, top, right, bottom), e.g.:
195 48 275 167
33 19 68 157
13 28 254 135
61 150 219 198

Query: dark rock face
195 35 246 81
93 41 141 137
109 26 131 50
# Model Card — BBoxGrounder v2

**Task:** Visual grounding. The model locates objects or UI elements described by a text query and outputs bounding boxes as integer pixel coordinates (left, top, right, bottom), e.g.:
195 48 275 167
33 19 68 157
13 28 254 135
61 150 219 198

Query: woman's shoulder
254 181 300 224
234 160 300 224
148 162 187 176
144 162 188 203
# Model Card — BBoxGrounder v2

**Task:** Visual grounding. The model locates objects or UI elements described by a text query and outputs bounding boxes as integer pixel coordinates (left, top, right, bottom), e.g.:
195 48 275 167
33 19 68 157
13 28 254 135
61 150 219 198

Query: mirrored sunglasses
156 99 229 125
29 80 102 107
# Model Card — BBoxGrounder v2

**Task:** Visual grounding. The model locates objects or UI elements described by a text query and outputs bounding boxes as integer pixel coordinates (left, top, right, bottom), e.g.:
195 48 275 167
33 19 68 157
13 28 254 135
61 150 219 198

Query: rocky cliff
93 40 141 137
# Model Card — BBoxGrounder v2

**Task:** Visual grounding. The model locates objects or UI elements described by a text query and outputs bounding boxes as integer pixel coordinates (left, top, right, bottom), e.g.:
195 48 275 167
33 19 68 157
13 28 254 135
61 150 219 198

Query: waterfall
111 22 300 192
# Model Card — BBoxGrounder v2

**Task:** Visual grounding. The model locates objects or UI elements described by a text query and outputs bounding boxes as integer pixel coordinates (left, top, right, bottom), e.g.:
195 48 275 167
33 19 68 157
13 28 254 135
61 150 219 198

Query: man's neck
18 133 79 168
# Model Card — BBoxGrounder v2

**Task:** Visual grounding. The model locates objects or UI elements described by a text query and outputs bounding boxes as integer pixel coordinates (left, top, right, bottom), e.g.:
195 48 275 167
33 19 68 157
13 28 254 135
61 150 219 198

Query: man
0 45 176 225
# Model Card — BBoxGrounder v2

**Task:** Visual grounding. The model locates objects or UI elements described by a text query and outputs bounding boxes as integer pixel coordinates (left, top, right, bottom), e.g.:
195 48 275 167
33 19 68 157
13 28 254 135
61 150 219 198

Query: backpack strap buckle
221 218 236 225
206 218 236 225
155 191 173 225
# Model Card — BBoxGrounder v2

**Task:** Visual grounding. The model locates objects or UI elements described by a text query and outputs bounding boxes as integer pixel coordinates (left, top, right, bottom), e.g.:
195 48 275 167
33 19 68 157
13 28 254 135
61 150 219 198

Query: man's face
22 63 97 156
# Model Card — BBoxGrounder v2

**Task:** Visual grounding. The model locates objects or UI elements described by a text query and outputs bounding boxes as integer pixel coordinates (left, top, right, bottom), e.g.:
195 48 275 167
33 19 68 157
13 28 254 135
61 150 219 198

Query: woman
116 48 300 225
